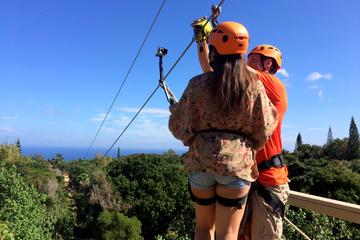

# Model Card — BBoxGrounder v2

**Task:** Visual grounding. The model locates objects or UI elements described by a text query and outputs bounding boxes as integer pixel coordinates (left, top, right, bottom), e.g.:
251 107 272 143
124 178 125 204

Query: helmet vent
217 30 224 33
222 35 229 43
239 44 243 47
260 46 265 50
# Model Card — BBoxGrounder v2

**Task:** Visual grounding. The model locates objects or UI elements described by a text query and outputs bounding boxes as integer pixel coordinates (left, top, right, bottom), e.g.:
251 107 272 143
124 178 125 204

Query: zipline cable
102 0 225 158
85 0 167 158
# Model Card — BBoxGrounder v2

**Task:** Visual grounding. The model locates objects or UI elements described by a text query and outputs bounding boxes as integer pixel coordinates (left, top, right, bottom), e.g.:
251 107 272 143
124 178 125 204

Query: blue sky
1 0 359 153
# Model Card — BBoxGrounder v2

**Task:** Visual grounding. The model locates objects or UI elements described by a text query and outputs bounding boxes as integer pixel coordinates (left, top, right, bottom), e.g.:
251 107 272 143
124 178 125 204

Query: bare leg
191 186 216 240
215 185 250 240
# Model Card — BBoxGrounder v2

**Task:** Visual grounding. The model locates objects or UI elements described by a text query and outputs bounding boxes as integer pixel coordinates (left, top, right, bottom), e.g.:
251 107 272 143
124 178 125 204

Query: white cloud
1 126 15 133
118 107 169 117
306 72 332 81
91 113 112 122
277 69 290 78
310 84 318 89
0 116 18 120
318 90 325 100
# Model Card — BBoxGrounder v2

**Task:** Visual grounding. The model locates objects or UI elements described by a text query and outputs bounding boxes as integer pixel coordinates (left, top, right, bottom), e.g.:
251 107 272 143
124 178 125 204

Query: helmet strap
260 54 267 72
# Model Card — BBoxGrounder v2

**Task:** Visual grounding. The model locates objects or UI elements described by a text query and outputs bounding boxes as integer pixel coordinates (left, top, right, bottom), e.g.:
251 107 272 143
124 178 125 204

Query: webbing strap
256 182 285 218
188 183 216 206
257 154 285 172
216 193 248 209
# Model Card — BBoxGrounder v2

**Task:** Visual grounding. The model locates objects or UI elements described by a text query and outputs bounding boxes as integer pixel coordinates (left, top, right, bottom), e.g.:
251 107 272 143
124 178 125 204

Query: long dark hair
209 46 258 112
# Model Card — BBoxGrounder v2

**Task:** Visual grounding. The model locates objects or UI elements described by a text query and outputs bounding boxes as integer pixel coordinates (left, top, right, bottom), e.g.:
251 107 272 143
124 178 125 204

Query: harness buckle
258 154 285 172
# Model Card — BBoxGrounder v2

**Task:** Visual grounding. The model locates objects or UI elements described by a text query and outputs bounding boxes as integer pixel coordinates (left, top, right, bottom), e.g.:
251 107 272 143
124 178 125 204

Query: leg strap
216 193 248 209
188 183 216 206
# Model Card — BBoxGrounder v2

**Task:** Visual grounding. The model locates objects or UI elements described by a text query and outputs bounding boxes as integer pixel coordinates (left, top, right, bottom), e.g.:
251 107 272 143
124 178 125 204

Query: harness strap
255 182 285 218
188 182 248 209
257 154 284 172
216 193 248 209
188 183 216 206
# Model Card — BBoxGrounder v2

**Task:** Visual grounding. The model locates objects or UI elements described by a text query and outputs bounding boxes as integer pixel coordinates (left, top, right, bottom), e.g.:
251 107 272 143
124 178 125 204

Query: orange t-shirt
256 71 289 186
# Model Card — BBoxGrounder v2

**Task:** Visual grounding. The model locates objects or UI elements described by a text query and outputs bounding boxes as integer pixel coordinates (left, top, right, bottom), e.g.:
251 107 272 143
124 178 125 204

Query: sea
21 146 187 161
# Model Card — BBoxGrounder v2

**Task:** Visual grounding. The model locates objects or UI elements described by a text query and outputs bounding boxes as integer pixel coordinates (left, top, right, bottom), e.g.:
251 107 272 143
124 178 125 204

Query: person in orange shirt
246 45 289 240
193 18 289 239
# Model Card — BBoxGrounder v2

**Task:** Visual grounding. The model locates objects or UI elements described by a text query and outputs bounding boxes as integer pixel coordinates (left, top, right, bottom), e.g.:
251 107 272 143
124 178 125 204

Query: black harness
188 183 248 209
257 154 284 172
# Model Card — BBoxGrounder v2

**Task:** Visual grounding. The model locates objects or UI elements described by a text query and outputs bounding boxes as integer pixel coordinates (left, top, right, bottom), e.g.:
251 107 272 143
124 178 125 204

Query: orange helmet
249 44 282 70
208 21 249 55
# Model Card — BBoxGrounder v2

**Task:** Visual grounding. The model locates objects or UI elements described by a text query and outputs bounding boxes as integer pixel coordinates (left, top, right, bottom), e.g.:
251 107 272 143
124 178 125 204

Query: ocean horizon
21 146 187 160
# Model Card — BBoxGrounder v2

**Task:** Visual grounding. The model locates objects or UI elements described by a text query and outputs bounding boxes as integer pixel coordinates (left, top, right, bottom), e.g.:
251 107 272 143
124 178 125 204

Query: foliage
97 210 143 240
50 153 65 170
284 208 359 240
107 154 194 239
327 126 333 145
295 132 303 151
54 207 76 240
286 155 360 204
0 223 15 240
66 159 122 239
296 144 323 160
15 139 21 154
0 164 55 240
323 138 348 160
15 159 58 195
350 159 360 174
0 145 22 164
346 116 360 160
117 147 121 159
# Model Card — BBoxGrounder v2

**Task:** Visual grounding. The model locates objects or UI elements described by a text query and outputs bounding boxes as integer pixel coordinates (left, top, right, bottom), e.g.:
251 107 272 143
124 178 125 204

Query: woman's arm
197 41 213 73
249 81 279 150
168 79 196 146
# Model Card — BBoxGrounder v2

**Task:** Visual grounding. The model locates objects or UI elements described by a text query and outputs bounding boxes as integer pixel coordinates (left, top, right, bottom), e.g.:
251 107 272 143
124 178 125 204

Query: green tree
323 138 348 160
0 145 22 163
295 132 303 151
0 164 55 240
327 126 333 145
51 153 65 169
117 147 120 159
0 223 15 240
98 210 143 240
107 154 194 239
15 139 21 154
296 144 323 160
285 208 357 240
346 117 360 160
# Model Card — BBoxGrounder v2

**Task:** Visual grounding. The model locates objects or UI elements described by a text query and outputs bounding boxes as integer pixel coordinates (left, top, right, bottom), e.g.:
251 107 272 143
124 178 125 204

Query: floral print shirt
169 72 278 181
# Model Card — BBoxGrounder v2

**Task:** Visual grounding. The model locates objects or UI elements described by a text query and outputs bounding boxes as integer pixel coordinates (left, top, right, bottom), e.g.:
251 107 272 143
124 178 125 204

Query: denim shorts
188 171 251 190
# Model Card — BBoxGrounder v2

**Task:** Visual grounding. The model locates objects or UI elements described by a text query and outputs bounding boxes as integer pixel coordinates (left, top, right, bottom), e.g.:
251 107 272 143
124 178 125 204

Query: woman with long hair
169 22 278 240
